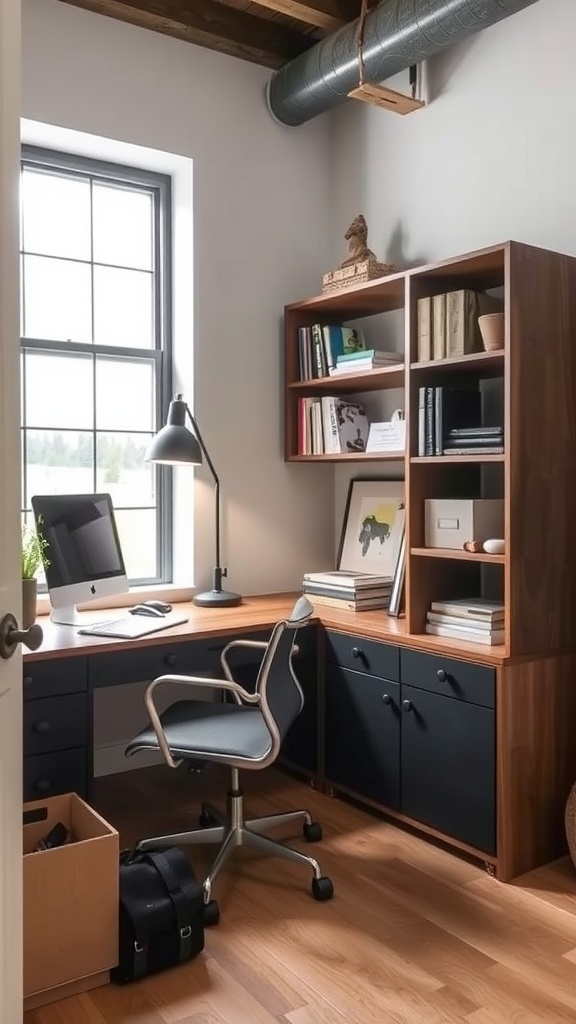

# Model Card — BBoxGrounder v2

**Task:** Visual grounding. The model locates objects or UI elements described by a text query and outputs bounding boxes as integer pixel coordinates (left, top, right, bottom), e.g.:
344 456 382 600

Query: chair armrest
144 673 260 769
220 639 299 683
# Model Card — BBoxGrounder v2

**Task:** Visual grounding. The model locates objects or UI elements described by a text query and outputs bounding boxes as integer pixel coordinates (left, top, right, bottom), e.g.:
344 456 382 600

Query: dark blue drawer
24 748 87 802
325 630 400 682
23 657 88 700
24 693 88 757
400 649 495 709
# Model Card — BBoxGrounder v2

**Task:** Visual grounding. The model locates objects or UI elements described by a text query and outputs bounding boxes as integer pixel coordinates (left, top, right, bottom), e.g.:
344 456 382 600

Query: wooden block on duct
347 82 425 115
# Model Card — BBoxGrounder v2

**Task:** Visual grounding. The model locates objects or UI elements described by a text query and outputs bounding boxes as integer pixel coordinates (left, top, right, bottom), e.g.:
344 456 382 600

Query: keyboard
78 613 189 639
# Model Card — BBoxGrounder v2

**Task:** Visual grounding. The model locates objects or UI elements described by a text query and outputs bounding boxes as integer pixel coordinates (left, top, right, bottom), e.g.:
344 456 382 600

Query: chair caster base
303 821 322 842
312 876 334 901
203 899 220 926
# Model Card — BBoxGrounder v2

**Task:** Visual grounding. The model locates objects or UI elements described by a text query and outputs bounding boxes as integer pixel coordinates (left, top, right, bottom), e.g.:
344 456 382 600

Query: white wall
329 0 575 526
330 0 575 265
22 0 335 598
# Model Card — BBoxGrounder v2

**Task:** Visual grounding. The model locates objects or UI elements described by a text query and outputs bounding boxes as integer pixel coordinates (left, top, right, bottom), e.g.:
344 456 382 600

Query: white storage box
425 499 504 549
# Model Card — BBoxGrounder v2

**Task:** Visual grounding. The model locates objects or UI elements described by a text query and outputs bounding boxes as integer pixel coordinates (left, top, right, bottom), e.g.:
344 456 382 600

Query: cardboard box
425 498 504 549
23 793 119 1009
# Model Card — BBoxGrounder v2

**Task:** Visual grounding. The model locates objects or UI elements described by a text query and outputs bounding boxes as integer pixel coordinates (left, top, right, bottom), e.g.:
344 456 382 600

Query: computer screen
31 493 129 625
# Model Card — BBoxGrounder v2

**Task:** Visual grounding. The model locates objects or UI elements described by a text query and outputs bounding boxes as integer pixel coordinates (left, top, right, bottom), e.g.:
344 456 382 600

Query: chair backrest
255 596 314 763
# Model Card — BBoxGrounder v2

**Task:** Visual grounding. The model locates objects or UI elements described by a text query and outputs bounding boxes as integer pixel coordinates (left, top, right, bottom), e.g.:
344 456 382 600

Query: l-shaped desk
23 593 576 883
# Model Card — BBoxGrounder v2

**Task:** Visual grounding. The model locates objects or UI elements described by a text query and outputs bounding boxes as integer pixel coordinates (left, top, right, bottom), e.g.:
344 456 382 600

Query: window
20 146 172 585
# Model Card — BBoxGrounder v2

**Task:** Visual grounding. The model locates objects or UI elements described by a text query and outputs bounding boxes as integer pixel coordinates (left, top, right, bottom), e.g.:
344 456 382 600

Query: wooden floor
25 764 576 1024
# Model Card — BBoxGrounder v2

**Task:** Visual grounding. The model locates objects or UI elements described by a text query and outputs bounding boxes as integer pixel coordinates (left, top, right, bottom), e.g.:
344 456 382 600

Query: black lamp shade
145 398 203 465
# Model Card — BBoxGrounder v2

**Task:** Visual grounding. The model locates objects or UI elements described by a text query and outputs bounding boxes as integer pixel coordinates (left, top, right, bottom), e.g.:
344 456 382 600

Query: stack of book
425 598 505 645
302 570 392 611
329 349 402 376
416 289 503 362
297 396 369 455
417 386 504 456
443 425 504 455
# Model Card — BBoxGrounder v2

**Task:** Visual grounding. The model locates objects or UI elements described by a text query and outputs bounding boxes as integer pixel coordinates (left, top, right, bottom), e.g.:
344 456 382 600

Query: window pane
93 265 153 348
25 430 94 501
24 351 94 429
21 168 91 261
95 358 155 431
23 255 92 343
92 183 153 271
96 432 154 507
114 508 157 579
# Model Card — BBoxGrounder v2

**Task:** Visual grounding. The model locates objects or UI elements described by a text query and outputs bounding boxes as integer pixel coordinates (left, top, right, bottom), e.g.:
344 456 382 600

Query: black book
434 387 482 456
444 434 503 449
448 425 503 439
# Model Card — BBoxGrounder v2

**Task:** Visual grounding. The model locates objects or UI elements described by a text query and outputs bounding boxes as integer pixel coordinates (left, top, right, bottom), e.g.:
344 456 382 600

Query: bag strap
145 850 195 963
118 867 153 980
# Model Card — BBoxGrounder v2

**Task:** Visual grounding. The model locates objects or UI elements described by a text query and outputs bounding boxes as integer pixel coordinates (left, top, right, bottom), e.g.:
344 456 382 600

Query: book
445 289 504 357
425 623 504 645
329 360 398 375
308 593 388 612
417 296 432 361
443 446 504 455
332 398 369 454
303 582 390 599
432 294 446 360
303 569 391 587
337 349 401 363
427 612 503 630
430 598 505 620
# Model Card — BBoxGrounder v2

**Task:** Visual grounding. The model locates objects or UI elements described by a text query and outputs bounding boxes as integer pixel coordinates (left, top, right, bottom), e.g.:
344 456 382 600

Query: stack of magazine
302 570 392 611
425 598 505 645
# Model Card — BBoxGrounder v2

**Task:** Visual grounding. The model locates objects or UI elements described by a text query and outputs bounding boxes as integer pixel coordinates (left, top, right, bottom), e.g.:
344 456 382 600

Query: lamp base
193 589 242 608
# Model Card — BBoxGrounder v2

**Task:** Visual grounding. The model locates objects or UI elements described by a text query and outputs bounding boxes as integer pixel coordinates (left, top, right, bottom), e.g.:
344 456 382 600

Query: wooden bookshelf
284 240 576 660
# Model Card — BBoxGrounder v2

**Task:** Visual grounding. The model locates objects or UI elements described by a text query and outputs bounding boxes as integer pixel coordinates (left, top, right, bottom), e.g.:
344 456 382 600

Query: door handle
0 613 43 659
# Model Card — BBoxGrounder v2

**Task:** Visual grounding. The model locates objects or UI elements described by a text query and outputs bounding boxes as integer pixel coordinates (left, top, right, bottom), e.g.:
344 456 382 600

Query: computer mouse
129 604 165 618
144 599 172 613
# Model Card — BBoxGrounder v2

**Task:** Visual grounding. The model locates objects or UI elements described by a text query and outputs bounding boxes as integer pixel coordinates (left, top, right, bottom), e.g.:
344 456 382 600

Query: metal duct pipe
266 0 540 126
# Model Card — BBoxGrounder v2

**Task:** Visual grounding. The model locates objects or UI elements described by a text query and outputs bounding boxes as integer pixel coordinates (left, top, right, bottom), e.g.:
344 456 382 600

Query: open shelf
288 451 405 463
288 364 404 394
411 546 506 565
411 454 505 464
410 350 504 375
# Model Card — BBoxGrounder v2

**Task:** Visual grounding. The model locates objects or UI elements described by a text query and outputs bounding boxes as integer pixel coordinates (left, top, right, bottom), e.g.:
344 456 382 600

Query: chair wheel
303 821 322 842
312 876 334 901
203 899 220 926
199 811 219 828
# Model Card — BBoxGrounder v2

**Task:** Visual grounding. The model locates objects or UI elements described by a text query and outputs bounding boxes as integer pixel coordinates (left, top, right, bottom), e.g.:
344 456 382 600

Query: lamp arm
184 404 224 579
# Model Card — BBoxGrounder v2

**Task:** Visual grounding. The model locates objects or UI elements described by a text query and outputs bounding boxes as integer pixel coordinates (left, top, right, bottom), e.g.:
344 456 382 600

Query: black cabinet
325 665 400 808
401 683 495 853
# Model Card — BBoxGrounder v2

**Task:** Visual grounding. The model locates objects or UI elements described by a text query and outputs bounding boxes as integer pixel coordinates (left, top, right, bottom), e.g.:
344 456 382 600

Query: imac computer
31 493 129 625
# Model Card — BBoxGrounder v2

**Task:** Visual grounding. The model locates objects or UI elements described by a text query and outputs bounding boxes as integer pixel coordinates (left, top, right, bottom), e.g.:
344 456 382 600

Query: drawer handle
33 720 52 734
402 699 413 713
23 675 33 689
35 779 52 793
164 654 177 668
351 647 362 660
436 669 447 682
381 693 392 705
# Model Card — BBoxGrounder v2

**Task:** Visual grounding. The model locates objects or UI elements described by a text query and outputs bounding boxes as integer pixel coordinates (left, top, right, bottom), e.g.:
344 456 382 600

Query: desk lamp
145 395 242 608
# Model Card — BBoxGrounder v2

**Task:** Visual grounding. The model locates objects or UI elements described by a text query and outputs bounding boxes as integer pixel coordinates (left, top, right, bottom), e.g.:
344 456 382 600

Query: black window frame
20 144 173 586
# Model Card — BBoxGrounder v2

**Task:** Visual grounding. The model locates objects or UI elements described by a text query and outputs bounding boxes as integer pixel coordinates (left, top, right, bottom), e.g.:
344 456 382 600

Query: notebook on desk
78 613 189 639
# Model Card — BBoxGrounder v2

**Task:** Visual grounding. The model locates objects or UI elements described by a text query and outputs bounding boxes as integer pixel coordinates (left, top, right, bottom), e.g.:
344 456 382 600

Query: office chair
125 596 334 924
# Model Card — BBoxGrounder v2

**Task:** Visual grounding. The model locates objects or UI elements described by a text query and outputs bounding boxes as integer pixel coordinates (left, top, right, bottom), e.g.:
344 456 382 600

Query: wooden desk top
26 592 509 666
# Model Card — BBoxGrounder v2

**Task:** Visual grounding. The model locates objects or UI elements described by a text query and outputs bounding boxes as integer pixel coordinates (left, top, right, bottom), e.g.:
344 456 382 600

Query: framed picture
337 478 405 577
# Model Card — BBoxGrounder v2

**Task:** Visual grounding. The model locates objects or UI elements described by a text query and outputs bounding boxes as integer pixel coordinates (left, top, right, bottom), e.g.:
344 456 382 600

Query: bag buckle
180 926 192 939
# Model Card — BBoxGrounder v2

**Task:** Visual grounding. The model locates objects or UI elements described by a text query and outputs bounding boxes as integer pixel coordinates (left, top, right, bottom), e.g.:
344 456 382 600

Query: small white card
367 411 406 453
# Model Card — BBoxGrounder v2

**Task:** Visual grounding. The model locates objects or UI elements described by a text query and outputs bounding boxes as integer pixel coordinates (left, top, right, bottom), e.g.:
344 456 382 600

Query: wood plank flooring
24 765 576 1024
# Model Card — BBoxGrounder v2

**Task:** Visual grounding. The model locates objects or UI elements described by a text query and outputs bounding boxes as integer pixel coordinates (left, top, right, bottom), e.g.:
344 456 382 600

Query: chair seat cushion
126 700 272 762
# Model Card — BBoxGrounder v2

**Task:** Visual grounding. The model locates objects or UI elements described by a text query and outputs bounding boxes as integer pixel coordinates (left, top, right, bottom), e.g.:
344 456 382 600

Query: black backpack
112 847 205 984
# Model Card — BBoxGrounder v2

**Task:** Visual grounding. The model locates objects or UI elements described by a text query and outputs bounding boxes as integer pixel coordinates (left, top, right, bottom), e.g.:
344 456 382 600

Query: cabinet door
401 684 495 853
325 666 400 808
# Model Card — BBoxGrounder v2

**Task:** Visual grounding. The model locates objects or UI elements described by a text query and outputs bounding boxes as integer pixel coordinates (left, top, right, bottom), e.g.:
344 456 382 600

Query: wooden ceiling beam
61 0 315 68
248 0 357 32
